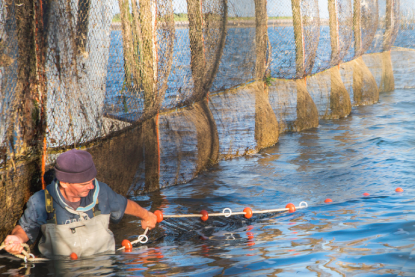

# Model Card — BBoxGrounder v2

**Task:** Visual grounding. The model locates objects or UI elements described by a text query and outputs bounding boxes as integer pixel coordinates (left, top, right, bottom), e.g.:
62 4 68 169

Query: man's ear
60 181 69 189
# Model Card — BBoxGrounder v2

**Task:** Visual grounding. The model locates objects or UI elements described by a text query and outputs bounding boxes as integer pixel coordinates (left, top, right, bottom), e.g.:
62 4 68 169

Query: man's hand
141 211 157 230
2 225 29 255
125 199 158 230
3 235 24 255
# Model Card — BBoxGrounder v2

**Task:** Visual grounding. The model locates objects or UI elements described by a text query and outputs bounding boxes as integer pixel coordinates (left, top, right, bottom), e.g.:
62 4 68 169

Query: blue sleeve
18 191 47 244
98 182 128 224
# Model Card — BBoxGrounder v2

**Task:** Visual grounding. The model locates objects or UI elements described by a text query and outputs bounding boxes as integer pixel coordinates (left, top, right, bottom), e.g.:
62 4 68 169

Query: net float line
118 202 308 250
153 202 308 223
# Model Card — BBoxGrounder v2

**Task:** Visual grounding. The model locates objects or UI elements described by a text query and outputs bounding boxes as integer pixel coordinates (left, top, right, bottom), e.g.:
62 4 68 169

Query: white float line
117 202 308 250
162 202 308 218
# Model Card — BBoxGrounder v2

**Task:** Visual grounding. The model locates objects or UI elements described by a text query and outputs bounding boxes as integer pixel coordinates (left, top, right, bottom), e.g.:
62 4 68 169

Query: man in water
2 149 157 257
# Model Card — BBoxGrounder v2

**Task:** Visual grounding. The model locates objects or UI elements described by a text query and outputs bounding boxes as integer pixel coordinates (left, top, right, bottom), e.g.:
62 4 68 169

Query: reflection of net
0 0 410 241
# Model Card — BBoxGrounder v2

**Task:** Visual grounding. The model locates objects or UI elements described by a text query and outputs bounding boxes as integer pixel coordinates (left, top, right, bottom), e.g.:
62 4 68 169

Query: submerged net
1 0 414 241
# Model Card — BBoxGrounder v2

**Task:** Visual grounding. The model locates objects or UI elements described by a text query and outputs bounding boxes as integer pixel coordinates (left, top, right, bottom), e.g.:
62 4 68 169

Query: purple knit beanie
54 149 97 183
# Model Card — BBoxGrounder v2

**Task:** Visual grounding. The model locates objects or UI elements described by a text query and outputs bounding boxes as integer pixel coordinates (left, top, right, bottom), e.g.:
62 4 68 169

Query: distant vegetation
174 13 188 22
112 13 292 23
112 13 133 23
269 16 292 20
229 16 292 21
112 13 121 23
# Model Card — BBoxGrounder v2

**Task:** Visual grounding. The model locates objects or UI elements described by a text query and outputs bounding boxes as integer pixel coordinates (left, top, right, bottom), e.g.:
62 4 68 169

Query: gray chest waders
38 189 115 258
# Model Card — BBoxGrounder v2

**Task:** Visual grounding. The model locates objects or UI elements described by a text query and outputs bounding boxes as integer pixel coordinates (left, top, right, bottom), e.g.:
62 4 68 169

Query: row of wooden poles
1 0 398 190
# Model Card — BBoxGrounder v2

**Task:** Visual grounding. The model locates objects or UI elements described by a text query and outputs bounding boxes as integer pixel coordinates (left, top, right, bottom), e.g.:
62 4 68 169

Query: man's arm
3 225 29 255
125 200 157 230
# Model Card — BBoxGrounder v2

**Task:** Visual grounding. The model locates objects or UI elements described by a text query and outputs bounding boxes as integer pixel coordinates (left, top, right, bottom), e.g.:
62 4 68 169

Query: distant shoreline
111 19 330 30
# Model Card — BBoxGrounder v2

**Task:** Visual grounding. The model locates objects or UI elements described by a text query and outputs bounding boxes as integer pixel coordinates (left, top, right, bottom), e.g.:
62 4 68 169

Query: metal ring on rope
222 208 232 217
138 235 148 244
23 254 35 264
299 201 308 208
24 258 35 268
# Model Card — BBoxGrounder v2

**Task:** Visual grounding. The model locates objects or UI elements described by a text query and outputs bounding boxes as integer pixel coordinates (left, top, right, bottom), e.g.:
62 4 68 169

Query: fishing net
0 0 410 241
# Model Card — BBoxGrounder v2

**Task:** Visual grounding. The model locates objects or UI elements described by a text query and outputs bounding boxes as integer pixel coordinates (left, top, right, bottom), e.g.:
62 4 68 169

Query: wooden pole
118 0 135 90
254 0 268 80
353 0 362 56
138 0 157 109
383 0 394 51
186 0 206 100
291 0 305 78
328 0 340 65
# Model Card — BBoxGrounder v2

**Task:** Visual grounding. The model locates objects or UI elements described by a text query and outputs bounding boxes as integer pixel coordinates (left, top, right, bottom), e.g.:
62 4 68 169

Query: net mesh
1 0 414 241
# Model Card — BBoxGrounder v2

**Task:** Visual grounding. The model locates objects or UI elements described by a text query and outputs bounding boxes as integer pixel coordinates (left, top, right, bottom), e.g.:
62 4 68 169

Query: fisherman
2 149 157 258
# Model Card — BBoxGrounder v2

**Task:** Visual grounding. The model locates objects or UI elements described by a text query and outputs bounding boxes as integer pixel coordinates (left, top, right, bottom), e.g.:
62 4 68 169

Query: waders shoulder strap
92 198 101 216
44 189 57 224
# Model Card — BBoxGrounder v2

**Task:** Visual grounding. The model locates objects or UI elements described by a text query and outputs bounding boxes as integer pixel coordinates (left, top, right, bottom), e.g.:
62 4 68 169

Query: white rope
117 227 149 251
162 202 308 219
0 242 49 263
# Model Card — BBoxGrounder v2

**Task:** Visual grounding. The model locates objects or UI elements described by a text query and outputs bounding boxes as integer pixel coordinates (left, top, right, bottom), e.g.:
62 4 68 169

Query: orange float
154 210 163 223
122 239 133 250
243 207 253 219
285 203 296 212
363 193 370 196
70 252 78 260
324 198 333 203
200 210 209 221
396 187 404 192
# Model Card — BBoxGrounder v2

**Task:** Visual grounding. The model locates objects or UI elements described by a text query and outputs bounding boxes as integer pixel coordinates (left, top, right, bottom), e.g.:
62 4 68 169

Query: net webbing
1 0 414 242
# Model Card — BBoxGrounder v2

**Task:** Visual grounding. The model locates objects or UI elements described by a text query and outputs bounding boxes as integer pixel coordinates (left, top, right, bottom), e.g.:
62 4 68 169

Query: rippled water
1 88 415 276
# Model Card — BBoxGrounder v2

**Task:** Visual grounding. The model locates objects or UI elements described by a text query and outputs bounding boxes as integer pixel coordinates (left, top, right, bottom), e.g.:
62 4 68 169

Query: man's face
61 179 95 199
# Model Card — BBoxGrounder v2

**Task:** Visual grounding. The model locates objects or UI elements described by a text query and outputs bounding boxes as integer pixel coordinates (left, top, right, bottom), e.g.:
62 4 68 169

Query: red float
122 239 133 250
243 207 253 219
363 193 370 196
285 203 296 213
70 252 78 260
200 210 209 221
324 199 333 203
154 210 163 223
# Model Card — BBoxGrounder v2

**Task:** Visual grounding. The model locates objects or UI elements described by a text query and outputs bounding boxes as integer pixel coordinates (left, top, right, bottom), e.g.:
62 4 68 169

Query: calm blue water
1 85 414 276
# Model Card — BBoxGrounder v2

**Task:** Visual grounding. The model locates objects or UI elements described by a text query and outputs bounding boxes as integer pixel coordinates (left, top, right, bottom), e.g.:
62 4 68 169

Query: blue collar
55 179 100 212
